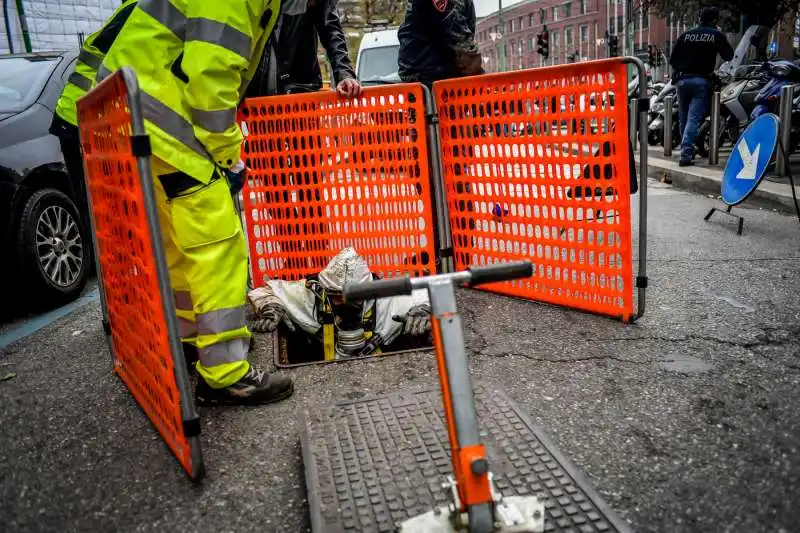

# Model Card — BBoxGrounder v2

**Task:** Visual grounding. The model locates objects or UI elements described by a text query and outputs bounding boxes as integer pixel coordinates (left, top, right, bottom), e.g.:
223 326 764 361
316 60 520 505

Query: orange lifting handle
345 262 532 522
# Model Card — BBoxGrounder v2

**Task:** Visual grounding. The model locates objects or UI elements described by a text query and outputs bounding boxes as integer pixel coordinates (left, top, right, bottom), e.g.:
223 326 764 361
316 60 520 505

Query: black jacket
397 0 483 84
246 0 355 97
670 23 734 81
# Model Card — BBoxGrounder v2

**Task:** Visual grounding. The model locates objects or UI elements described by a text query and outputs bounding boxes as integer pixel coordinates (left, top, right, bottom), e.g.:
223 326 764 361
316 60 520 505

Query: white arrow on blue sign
721 113 779 206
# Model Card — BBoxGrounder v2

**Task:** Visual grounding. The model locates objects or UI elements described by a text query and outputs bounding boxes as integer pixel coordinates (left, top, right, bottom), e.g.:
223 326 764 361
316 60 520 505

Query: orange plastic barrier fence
434 60 635 320
239 84 437 287
78 68 203 480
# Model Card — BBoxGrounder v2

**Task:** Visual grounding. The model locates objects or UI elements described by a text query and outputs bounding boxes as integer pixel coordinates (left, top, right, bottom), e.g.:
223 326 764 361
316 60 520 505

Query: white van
355 28 401 85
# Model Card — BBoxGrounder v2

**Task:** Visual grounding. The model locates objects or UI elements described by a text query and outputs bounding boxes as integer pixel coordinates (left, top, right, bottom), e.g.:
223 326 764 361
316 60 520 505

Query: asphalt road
1 179 799 533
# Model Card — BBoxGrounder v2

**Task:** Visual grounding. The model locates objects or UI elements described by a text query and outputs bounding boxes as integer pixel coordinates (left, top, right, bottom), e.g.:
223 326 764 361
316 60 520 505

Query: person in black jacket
246 0 360 98
398 0 484 87
669 6 734 166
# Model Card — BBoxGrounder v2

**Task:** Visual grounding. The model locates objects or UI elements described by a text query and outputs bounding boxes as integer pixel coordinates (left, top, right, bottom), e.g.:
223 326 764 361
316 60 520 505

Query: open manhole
272 325 433 368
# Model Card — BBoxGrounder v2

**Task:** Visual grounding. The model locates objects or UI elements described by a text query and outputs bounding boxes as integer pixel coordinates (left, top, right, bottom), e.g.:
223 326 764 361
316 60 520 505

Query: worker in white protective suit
248 248 431 360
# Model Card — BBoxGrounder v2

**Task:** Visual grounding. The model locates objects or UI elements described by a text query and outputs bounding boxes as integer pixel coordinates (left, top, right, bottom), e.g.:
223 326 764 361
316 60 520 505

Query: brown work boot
195 366 294 406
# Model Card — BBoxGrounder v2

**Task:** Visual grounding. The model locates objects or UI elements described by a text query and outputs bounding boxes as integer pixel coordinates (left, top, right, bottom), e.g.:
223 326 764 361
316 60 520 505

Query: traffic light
647 45 657 65
608 35 619 57
537 29 549 59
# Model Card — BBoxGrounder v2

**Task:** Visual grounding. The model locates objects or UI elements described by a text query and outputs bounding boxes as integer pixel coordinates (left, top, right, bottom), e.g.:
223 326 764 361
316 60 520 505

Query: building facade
476 0 692 77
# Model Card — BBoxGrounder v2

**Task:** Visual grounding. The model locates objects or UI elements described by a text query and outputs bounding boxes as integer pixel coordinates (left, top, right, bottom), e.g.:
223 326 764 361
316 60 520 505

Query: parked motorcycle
694 69 768 158
647 82 677 146
750 60 800 118
696 60 800 158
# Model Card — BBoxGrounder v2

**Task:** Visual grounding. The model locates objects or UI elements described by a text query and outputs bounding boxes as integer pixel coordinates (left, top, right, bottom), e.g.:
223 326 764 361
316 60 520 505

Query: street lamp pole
498 0 506 72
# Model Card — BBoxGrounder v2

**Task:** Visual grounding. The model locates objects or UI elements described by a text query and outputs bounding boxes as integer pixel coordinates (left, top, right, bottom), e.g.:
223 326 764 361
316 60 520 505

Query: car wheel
17 188 91 304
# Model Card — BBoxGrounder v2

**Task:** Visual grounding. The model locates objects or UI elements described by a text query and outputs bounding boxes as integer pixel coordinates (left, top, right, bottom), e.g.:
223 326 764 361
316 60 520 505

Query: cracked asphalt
1 179 799 533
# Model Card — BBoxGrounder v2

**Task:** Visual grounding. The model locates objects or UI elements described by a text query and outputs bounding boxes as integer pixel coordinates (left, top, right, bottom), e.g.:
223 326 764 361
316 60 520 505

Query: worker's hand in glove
250 303 296 334
224 160 247 196
455 50 484 77
392 304 432 337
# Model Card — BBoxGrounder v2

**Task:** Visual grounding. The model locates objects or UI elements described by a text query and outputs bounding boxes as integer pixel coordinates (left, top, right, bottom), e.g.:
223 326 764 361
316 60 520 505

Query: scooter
694 68 768 158
647 82 676 146
750 60 800 119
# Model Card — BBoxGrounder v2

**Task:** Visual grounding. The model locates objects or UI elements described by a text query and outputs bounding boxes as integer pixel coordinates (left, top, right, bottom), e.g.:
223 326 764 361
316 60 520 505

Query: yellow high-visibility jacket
96 0 281 181
54 0 139 126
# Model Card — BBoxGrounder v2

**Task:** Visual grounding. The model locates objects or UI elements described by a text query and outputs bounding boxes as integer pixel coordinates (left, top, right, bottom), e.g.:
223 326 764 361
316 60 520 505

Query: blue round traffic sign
721 114 779 206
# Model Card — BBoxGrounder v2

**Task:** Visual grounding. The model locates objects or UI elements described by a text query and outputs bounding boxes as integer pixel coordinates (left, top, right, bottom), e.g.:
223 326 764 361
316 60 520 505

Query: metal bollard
663 95 674 157
709 91 721 165
776 84 797 176
629 98 639 152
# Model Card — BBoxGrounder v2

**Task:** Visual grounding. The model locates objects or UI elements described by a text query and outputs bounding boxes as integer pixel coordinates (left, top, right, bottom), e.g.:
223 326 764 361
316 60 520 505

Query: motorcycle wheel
695 121 711 158
648 130 661 146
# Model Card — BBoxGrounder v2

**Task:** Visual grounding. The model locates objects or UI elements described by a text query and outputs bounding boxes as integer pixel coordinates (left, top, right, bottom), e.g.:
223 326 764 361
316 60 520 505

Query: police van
356 28 400 85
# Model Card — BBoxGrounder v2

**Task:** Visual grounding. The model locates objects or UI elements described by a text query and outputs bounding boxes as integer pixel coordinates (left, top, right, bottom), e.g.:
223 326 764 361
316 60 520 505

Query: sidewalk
637 145 800 214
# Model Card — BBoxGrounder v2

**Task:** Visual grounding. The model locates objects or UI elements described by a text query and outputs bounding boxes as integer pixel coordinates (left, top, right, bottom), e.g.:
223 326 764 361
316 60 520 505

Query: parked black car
0 51 92 308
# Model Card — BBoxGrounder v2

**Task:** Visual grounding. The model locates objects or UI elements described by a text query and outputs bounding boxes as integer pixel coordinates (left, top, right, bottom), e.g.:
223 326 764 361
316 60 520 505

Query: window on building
565 27 573 46
518 17 523 31
529 14 535 27
564 2 572 18
552 6 559 22
510 40 516 55
529 36 535 51
643 11 649 28
609 18 615 34
552 30 561 49
540 8 546 24
580 24 589 43
617 16 624 33
580 0 588 15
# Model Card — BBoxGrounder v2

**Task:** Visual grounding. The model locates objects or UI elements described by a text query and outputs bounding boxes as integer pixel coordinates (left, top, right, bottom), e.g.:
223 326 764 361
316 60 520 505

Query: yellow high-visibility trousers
152 159 251 388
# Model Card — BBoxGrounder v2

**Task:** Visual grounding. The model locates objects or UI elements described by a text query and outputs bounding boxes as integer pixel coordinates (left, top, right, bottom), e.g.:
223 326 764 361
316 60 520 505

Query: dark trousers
677 77 711 162
53 122 90 224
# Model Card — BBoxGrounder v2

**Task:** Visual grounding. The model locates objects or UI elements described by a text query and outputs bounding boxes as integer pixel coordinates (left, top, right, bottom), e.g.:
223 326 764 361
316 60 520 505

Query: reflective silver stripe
78 50 103 70
174 290 192 311
197 305 247 336
178 318 198 339
68 72 93 92
190 107 237 133
198 337 248 366
139 91 210 158
78 49 102 70
96 64 112 83
138 0 186 38
186 17 251 60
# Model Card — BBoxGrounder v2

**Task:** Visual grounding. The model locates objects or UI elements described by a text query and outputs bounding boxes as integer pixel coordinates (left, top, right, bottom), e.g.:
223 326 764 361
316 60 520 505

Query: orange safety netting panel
239 84 437 287
434 60 635 320
77 70 198 478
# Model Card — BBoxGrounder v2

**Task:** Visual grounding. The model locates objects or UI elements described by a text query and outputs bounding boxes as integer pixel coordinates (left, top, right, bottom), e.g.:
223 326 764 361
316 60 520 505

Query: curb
638 154 800 214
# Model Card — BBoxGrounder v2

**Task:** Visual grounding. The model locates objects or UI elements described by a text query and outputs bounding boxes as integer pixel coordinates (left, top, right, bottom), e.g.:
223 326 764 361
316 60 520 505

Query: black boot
195 366 294 406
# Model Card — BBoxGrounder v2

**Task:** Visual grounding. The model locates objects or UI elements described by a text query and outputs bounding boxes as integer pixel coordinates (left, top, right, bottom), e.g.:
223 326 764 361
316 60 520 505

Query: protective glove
225 160 247 196
392 304 432 337
455 50 484 77
250 303 296 334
